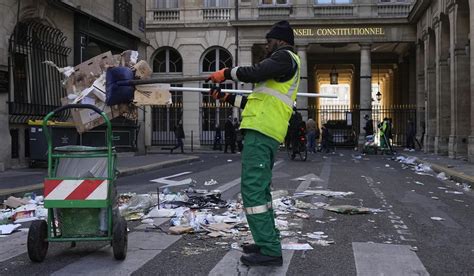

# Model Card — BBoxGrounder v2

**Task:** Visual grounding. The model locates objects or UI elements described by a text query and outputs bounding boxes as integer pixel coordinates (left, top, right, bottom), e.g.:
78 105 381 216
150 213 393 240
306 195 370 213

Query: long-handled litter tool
105 67 336 105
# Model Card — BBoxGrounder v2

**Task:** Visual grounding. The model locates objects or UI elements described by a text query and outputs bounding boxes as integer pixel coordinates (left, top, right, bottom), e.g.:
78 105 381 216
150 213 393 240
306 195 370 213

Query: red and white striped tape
44 179 108 200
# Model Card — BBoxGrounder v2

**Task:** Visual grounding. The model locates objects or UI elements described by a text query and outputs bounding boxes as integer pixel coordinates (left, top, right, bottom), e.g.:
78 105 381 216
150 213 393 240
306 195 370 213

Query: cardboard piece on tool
134 84 172 106
62 97 137 133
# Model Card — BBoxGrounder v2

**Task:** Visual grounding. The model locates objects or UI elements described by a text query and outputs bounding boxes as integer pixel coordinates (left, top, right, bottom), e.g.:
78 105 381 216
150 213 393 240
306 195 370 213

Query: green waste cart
27 104 127 262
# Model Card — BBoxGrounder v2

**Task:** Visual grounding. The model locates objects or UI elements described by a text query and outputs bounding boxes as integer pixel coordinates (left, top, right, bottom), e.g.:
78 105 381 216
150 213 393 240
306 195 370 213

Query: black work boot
242 244 260 254
240 252 283 267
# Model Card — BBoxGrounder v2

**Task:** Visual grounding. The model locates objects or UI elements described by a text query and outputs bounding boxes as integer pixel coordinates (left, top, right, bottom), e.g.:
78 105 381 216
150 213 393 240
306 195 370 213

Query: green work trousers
241 130 281 257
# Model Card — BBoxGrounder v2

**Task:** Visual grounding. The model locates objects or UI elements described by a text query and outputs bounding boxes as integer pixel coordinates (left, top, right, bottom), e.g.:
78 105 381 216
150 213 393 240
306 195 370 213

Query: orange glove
207 68 228 83
210 87 229 101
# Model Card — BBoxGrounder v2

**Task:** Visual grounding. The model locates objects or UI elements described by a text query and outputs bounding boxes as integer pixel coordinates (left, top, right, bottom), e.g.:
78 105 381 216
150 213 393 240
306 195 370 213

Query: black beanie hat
265 20 294 46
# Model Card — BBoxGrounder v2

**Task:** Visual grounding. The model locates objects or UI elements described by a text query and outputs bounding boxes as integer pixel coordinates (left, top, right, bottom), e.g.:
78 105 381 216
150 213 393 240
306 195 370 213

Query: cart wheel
27 220 49 262
112 216 127 260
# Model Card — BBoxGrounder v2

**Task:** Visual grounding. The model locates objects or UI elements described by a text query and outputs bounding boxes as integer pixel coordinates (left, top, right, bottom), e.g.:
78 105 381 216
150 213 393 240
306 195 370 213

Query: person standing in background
224 116 236 153
170 120 185 154
306 118 318 153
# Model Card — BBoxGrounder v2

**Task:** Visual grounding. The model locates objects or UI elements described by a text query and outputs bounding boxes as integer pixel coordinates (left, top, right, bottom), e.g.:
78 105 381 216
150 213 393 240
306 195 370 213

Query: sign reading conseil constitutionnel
294 27 385 37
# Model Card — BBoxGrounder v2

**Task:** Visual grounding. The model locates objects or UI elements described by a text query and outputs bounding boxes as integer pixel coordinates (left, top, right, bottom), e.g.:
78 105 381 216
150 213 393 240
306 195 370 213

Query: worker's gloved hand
210 86 229 101
207 68 228 83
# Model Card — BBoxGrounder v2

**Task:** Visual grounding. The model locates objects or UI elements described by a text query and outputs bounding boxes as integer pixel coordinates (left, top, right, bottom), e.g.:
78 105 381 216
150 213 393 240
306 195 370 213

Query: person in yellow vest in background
379 117 389 149
207 20 300 266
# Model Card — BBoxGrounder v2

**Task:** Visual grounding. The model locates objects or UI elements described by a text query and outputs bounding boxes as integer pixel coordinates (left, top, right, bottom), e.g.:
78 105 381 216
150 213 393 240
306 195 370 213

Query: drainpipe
233 0 240 119
234 0 239 66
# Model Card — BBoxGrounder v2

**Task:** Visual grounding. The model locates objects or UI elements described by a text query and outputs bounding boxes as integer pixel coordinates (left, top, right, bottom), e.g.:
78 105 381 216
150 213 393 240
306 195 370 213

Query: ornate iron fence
200 101 234 146
8 20 71 124
307 104 416 147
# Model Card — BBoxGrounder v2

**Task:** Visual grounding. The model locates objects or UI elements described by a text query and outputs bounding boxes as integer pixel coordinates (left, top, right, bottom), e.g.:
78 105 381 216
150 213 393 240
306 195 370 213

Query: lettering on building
294 27 385 37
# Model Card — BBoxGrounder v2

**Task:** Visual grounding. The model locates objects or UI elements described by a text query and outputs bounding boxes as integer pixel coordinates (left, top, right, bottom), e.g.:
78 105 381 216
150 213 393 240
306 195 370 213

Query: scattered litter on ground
324 205 383 215
295 212 310 219
227 159 232 162
182 246 214 256
309 240 334 246
410 246 418 252
430 217 445 221
271 190 289 199
415 163 432 173
445 191 463 195
294 190 354 198
231 242 242 251
4 196 29 208
436 172 448 181
385 164 390 168
204 179 218 186
0 224 21 235
431 196 439 200
141 218 154 224
414 181 424 186
437 187 447 190
282 242 313 250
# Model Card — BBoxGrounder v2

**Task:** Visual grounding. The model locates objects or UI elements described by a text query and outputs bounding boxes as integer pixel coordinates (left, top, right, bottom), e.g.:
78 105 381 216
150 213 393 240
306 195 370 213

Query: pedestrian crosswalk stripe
208 246 295 276
352 242 429 276
50 231 180 276
0 231 27 262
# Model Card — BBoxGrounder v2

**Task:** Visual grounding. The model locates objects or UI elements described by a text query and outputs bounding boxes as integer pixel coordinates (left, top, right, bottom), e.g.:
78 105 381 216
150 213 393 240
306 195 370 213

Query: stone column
144 106 152 152
297 46 308 121
182 82 201 149
434 18 450 155
358 44 372 147
181 45 201 149
435 59 450 155
408 52 417 106
238 45 253 91
448 4 470 158
469 0 474 162
424 31 436 153
416 43 426 145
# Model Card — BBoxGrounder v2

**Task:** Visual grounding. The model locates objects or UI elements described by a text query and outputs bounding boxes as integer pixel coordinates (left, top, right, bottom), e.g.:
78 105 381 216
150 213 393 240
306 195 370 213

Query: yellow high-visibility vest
240 50 301 142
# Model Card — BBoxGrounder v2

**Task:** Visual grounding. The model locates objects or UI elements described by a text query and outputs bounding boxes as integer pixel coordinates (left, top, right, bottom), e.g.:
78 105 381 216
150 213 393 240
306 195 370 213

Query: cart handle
42 104 113 177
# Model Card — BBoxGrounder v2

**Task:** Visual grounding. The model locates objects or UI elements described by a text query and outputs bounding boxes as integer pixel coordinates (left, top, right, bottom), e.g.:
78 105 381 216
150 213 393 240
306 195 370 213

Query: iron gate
8 20 71 124
307 105 416 147
200 101 234 146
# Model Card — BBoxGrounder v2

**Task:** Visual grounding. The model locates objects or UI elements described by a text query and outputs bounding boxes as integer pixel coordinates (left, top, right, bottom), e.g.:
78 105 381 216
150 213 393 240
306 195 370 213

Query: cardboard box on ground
59 50 169 133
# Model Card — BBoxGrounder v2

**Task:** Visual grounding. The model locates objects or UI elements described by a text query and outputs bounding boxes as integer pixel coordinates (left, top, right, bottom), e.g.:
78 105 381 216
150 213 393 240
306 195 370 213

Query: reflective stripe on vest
254 50 300 107
253 86 293 107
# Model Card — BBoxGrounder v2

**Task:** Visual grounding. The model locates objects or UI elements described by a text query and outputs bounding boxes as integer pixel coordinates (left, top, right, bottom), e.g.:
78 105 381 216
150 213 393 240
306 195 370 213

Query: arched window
201 47 233 73
151 47 183 145
153 47 182 73
200 47 234 142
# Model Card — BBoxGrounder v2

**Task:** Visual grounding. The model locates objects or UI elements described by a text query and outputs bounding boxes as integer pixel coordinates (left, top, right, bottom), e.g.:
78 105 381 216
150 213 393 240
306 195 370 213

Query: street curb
117 155 200 177
401 154 474 186
0 156 200 197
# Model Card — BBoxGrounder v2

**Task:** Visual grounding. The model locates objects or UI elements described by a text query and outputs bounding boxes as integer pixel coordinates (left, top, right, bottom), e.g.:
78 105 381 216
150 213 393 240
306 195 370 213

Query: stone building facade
0 0 147 170
413 0 473 161
145 0 474 162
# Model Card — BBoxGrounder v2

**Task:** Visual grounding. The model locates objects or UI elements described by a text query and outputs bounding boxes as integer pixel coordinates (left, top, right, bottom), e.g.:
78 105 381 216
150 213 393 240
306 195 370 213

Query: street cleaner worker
207 20 300 267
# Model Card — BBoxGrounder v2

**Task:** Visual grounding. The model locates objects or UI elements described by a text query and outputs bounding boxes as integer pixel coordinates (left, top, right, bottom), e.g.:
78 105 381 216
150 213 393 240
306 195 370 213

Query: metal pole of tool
166 86 338 98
